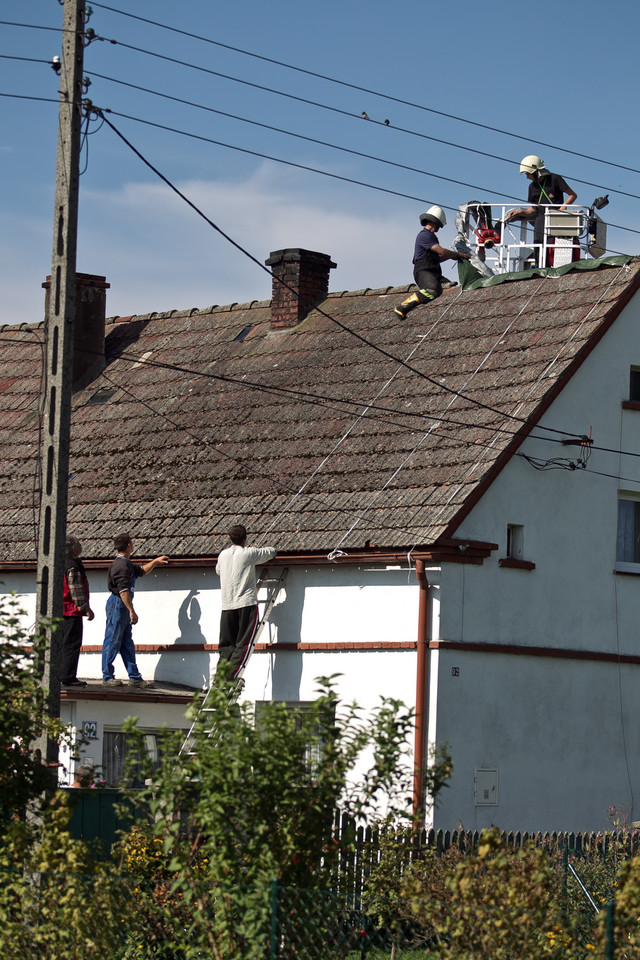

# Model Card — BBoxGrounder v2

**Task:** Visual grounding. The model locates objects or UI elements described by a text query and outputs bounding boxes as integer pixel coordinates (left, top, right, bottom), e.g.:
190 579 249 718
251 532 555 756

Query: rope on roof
406 263 632 556
255 290 466 550
325 275 552 560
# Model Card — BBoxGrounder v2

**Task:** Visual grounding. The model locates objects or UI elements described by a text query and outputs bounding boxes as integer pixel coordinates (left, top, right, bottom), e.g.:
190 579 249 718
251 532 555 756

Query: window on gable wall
506 524 524 560
630 368 640 402
616 495 640 570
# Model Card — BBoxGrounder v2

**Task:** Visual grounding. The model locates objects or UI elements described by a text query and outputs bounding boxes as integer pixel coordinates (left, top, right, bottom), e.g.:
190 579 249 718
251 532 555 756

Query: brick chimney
43 273 109 390
265 248 336 329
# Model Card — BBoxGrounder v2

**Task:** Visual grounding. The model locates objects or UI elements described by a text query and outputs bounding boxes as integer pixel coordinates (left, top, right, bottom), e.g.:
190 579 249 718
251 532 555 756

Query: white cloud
1 162 463 324
77 162 421 317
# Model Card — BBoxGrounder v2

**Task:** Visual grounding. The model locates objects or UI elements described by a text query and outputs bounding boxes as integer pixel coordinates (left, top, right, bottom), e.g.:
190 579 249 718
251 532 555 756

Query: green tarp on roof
458 254 634 292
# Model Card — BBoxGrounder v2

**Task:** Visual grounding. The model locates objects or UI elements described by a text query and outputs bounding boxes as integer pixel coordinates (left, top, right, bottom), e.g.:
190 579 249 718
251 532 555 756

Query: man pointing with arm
215 524 276 681
102 532 169 687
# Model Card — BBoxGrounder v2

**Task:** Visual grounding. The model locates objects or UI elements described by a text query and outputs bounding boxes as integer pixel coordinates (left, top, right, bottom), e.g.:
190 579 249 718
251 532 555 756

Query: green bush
114 678 436 959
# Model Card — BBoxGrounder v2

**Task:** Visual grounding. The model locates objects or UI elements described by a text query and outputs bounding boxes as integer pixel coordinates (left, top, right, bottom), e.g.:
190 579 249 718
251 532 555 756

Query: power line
1 329 543 543
87 73 529 202
2 330 629 460
86 69 640 207
4 326 640 546
0 54 54 64
88 2 640 179
89 104 640 245
95 108 596 442
3 49 639 224
86 34 640 207
108 347 563 450
3 87 638 249
0 92 59 104
5 18 634 205
6 14 640 206
0 20 62 34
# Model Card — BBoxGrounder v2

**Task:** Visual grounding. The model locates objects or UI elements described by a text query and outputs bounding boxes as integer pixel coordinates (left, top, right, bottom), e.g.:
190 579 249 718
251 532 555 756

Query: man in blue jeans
102 532 169 687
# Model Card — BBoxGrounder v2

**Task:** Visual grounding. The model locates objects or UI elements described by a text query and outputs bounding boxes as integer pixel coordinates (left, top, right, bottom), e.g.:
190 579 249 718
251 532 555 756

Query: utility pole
33 0 86 768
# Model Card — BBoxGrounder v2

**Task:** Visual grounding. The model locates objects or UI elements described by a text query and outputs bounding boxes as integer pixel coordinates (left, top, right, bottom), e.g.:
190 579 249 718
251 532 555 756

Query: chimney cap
265 248 336 268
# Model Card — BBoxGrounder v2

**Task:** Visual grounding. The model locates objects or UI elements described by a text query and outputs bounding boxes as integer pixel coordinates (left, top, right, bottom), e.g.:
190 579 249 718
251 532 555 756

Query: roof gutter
0 539 497 573
413 559 430 822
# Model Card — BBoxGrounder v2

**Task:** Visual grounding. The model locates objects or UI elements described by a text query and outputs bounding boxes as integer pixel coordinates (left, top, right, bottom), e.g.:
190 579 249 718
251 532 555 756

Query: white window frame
102 727 187 787
616 492 640 572
506 523 525 561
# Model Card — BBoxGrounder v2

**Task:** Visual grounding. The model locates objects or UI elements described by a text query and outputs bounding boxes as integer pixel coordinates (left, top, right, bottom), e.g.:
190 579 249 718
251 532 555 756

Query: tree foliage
406 828 588 960
0 594 64 829
114 677 442 958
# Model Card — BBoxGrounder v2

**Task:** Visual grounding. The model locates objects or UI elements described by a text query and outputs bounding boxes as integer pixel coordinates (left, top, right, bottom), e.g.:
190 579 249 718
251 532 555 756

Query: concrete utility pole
34 0 86 767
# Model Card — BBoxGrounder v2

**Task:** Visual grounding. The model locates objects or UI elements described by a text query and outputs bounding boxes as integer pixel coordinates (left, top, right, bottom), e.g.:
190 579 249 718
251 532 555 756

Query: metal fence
331 813 640 907
46 805 640 959
0 874 428 960
0 865 629 960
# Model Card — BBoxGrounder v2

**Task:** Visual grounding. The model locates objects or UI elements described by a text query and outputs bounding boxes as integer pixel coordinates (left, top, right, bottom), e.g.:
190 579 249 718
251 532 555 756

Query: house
2 243 640 831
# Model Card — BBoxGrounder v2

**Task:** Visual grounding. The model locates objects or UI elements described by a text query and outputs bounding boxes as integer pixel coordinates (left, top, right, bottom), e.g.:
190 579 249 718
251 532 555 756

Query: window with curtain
616 496 640 568
102 729 186 787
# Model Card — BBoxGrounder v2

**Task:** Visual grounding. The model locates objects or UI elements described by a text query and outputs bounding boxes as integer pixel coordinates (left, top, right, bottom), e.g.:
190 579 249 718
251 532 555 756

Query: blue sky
1 0 639 324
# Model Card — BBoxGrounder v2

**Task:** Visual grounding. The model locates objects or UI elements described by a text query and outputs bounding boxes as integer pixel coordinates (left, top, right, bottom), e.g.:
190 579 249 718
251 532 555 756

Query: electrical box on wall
475 769 499 806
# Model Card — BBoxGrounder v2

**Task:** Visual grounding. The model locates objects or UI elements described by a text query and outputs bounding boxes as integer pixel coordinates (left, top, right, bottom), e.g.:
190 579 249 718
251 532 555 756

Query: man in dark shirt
101 532 169 687
505 154 577 252
394 206 469 320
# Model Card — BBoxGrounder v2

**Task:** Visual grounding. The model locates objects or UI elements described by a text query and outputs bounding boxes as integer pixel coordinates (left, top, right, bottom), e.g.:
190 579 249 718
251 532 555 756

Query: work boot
394 292 421 319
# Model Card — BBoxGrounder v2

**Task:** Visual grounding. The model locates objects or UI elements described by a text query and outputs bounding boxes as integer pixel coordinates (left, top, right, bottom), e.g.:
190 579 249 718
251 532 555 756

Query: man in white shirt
215 524 276 680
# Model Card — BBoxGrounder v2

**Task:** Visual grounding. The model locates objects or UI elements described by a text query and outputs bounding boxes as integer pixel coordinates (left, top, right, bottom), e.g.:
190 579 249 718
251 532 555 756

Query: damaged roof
2 257 639 561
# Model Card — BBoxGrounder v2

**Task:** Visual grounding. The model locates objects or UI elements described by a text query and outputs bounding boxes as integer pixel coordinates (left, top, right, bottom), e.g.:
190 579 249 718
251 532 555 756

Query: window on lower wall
254 701 334 778
102 729 187 787
616 494 640 571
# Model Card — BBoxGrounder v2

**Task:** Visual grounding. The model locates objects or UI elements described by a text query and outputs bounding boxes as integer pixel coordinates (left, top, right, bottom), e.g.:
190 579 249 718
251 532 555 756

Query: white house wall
3 562 421 679
2 561 427 797
59 697 190 786
430 293 640 831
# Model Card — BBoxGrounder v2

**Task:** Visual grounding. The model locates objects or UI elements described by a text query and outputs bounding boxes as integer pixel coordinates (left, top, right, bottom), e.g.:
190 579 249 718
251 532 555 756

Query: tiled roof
2 260 639 562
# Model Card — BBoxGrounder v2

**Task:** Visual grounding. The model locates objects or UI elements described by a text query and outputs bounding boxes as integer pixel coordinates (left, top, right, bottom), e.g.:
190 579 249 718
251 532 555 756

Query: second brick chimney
43 273 109 390
265 248 336 330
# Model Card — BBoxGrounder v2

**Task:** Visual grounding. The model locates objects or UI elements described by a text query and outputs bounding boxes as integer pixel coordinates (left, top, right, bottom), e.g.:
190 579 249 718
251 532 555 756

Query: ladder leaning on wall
179 567 288 758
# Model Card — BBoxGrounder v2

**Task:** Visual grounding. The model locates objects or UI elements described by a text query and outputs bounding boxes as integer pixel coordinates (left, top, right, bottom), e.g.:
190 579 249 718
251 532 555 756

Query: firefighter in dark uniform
505 154 578 258
394 206 469 320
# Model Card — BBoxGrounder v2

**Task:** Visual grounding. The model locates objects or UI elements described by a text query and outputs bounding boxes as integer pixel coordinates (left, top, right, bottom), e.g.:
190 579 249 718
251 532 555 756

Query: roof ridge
0 319 45 333
106 297 273 325
104 282 460 324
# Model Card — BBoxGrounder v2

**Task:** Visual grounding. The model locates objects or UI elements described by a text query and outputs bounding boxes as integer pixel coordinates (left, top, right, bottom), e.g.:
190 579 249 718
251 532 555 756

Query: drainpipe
413 559 430 822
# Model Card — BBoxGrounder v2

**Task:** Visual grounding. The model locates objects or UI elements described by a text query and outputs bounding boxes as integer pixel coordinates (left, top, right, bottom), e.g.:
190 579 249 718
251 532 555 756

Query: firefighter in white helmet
394 206 469 320
505 155 577 259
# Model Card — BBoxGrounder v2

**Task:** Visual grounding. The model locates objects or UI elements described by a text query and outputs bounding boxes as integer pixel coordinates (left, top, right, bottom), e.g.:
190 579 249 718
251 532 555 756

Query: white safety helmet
520 155 546 176
419 205 447 229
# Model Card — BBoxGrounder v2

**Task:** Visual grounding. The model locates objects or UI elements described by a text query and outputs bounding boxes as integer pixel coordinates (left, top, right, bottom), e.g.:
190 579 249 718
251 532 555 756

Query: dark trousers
413 257 443 300
217 605 260 679
61 615 83 683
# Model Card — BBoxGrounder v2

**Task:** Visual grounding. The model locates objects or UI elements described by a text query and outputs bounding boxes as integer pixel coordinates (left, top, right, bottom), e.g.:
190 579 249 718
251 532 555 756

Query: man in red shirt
61 535 94 687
